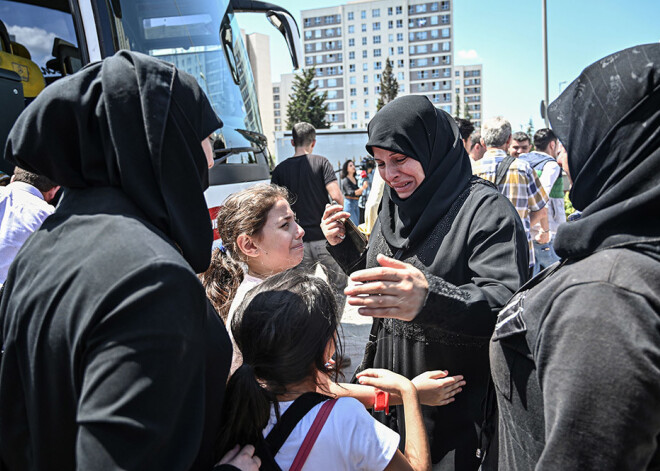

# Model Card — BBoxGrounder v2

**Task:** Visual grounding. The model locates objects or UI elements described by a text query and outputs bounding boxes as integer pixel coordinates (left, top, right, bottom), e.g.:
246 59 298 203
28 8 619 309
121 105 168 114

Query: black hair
215 271 344 458
533 128 557 152
340 159 354 179
455 118 475 140
12 167 57 192
292 122 316 147
511 131 531 143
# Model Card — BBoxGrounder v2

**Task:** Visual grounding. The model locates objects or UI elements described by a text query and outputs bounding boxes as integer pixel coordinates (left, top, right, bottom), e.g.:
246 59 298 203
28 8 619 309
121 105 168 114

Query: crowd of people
0 43 658 471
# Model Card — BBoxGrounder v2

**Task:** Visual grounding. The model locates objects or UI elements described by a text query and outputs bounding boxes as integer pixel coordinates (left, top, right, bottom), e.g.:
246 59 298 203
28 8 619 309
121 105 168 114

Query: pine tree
526 118 535 139
376 58 398 111
286 67 329 129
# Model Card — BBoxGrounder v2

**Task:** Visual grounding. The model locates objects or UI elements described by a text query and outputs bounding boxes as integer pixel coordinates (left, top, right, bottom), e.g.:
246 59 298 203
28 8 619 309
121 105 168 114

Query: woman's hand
356 368 415 396
217 445 261 471
321 203 351 246
345 254 429 321
412 370 465 406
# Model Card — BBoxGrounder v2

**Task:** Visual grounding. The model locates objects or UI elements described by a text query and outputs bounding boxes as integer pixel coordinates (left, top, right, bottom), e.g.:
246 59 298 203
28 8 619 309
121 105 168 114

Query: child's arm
356 369 432 471
318 370 465 408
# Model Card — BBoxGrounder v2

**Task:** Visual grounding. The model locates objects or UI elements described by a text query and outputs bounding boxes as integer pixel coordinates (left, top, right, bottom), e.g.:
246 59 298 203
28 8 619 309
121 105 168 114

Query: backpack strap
289 399 337 471
494 155 516 187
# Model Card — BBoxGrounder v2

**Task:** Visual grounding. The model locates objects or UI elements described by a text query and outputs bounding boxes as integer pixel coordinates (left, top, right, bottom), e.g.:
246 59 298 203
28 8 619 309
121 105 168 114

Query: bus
0 0 302 241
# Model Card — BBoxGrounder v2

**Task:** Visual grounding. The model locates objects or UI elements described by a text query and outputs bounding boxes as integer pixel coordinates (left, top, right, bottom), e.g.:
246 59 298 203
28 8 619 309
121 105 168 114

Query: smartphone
330 199 367 253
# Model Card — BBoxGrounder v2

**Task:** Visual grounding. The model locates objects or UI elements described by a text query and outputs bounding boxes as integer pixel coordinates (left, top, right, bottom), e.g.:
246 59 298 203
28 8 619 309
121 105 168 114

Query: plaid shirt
473 149 548 267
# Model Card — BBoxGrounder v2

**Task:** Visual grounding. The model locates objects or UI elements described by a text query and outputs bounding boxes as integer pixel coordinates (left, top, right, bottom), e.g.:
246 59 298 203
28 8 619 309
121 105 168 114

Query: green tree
454 94 461 120
286 67 329 129
525 118 535 139
376 58 399 111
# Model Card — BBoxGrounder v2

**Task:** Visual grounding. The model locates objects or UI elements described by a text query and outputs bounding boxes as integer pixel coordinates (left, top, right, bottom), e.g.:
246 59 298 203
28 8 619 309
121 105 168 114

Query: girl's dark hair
198 184 290 321
215 271 344 458
340 159 354 179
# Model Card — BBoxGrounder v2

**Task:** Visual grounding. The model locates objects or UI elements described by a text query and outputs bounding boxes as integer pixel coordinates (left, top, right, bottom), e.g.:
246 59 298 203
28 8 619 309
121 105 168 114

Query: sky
237 0 660 130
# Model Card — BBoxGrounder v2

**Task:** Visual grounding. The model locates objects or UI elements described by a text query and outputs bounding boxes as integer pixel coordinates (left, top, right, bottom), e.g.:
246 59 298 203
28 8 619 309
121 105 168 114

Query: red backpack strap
289 399 337 471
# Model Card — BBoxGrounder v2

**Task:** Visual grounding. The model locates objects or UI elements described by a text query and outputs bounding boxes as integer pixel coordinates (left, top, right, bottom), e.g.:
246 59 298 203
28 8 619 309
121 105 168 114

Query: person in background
358 159 376 225
0 171 9 186
467 129 487 170
473 117 549 275
456 118 475 151
0 51 257 471
491 43 660 470
271 122 347 305
519 128 565 274
321 96 528 470
508 131 532 157
0 167 59 286
340 159 367 226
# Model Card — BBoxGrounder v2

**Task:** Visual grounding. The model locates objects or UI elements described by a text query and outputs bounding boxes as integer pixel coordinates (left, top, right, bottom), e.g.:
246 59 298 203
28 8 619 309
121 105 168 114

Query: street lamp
542 0 550 127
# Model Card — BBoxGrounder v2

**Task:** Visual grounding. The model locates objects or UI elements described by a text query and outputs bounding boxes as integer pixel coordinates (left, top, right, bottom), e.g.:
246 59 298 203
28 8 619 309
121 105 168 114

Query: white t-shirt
226 273 263 374
262 397 400 471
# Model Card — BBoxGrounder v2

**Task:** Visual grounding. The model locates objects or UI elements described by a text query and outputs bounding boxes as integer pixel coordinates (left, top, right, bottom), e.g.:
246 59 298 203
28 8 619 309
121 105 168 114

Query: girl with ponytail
217 272 432 471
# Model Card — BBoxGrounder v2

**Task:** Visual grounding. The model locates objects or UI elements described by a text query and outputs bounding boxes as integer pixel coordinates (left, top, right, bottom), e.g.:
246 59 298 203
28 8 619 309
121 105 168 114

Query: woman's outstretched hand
412 370 466 406
345 254 429 321
321 203 351 246
356 368 415 396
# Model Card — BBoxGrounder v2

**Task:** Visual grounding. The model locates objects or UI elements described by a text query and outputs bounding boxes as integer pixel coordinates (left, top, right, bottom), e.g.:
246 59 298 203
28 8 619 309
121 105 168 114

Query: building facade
298 0 454 129
272 73 297 133
454 64 483 128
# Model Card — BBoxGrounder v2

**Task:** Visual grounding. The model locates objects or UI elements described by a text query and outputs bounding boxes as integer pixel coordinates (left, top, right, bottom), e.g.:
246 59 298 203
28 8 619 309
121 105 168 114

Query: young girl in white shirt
217 272 432 471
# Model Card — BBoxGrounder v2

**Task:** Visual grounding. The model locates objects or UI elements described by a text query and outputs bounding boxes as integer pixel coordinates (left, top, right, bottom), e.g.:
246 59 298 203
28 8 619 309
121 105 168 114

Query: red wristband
373 390 390 415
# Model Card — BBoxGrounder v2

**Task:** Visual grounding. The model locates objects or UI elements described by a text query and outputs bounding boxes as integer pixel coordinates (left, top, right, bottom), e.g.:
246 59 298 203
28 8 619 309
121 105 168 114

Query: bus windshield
111 0 264 159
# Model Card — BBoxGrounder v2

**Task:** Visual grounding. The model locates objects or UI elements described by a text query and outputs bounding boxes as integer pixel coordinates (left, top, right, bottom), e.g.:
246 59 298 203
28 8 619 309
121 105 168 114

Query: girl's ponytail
199 247 244 322
215 362 274 460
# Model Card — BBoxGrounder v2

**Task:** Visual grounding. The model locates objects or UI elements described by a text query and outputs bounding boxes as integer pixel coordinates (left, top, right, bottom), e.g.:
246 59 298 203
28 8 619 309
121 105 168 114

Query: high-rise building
272 73 297 133
454 64 483 128
300 0 454 129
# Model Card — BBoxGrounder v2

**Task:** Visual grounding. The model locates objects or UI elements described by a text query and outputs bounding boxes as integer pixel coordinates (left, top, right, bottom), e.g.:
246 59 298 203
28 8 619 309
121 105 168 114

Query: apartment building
299 0 454 129
454 64 483 128
272 73 297 133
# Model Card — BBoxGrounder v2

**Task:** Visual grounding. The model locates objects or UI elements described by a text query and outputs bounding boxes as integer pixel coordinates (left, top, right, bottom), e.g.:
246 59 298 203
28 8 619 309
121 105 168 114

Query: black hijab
4 50 222 272
366 95 472 250
548 43 660 260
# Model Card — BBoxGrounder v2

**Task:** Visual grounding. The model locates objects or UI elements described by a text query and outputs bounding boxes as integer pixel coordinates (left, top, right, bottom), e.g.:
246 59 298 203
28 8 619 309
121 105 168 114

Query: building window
397 71 404 80
373 35 381 44
388 7 393 15
397 59 404 67
363 74 369 83
305 31 312 39
305 56 313 66
349 38 355 47
327 78 337 87
327 90 338 98
273 94 280 101
351 100 356 108
348 11 354 20
389 34 394 42
396 6 403 14
363 63 369 71
304 18 311 27
361 23 367 32
365 111 370 119
274 118 281 124
397 33 403 41
364 87 369 95
398 46 404 55
442 28 450 37
362 50 368 58
274 110 280 117
349 76 356 84
396 19 403 28
351 112 358 120
349 64 355 72
388 20 393 29
274 103 280 109
361 10 366 19
374 61 382 70
364 99 369 105
350 88 357 96
349 51 355 59
374 73 381 81
348 25 354 33
374 48 382 57
441 1 449 10
373 22 381 30
372 8 380 17
273 87 279 93
314 17 321 25
431 2 439 11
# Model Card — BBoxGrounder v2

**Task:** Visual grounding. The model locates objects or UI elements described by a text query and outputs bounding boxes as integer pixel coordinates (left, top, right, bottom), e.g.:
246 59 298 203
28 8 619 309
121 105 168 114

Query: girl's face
251 198 305 275
347 161 355 174
372 146 426 199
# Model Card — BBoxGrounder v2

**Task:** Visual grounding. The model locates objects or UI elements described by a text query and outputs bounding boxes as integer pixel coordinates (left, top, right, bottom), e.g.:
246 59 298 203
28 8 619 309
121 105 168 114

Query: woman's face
201 136 214 169
347 161 355 175
372 147 425 199
252 198 305 274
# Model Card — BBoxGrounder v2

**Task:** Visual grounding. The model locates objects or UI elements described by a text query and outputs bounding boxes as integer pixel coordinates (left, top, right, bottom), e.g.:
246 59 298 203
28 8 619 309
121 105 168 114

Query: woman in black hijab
0 51 258 470
322 95 528 470
490 43 660 470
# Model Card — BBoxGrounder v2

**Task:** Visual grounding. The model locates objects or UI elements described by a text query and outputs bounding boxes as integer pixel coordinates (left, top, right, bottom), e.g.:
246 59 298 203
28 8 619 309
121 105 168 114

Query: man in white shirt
519 128 565 274
0 168 59 285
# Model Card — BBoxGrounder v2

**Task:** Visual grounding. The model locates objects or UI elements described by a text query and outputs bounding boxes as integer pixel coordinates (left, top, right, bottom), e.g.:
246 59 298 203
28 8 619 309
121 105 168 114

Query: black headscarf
4 50 222 272
366 95 473 250
548 43 660 260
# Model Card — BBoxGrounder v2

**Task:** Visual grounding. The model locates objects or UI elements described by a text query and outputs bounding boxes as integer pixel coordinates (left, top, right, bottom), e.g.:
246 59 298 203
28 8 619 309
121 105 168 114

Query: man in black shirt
271 122 347 305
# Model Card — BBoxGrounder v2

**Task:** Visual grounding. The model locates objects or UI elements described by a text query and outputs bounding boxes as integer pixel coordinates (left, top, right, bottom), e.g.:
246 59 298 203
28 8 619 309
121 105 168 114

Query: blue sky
237 0 660 130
